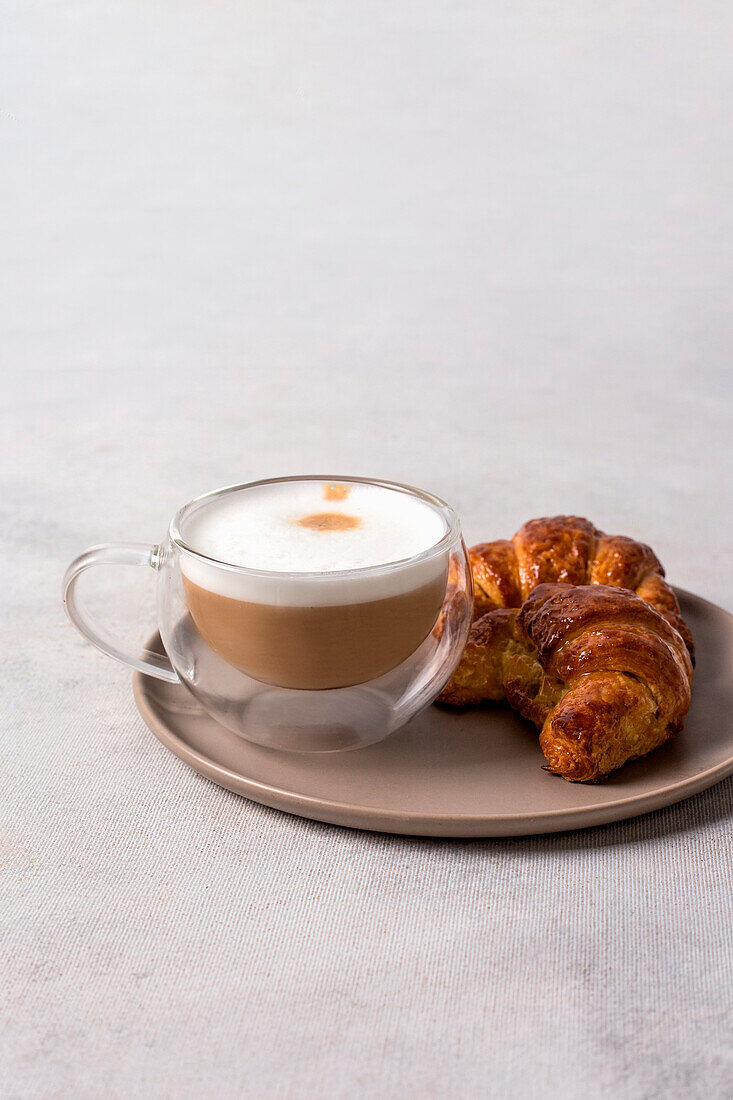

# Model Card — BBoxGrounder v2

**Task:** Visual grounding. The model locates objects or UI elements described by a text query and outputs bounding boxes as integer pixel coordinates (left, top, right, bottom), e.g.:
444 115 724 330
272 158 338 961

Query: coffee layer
183 573 447 689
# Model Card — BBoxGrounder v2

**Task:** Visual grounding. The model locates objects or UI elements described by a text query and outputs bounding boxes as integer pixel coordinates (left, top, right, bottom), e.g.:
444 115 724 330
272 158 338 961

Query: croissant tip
541 764 567 779
541 762 601 783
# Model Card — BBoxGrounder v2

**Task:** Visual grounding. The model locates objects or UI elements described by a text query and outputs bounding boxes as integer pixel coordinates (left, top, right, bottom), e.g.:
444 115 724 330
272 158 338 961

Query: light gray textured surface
2 3 732 1097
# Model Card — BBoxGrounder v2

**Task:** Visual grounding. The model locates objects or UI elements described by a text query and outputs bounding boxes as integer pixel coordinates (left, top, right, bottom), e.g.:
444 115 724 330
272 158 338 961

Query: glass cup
62 476 473 751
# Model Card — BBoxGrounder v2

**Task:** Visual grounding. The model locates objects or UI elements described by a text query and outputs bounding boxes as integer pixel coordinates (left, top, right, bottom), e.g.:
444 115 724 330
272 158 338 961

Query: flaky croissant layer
468 515 694 660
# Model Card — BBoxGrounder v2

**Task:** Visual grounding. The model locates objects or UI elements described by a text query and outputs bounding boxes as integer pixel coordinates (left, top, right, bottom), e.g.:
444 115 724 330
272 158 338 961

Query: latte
177 479 449 688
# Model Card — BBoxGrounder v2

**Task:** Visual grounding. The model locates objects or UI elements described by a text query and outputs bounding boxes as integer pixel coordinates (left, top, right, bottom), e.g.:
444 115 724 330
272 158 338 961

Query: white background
2 3 732 1097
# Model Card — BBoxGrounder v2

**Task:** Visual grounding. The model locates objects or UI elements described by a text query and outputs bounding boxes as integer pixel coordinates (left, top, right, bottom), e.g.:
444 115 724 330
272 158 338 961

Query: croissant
441 583 693 782
438 516 695 780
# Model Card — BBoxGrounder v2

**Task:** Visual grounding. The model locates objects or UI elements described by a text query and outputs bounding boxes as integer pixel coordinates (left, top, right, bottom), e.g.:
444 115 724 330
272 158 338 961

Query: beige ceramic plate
133 590 733 837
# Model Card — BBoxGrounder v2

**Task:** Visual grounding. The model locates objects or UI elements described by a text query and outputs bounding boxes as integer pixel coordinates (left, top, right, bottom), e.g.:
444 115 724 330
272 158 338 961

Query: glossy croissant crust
438 517 694 781
466 515 693 658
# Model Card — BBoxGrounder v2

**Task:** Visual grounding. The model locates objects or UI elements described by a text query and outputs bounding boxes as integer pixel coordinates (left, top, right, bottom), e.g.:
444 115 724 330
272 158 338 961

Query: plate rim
132 586 733 836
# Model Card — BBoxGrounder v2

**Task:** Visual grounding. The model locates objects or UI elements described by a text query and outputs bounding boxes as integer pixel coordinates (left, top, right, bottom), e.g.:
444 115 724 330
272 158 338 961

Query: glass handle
62 543 179 683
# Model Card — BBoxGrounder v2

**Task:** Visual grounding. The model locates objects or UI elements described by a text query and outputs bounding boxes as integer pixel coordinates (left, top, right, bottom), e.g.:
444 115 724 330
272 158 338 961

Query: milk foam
177 480 449 606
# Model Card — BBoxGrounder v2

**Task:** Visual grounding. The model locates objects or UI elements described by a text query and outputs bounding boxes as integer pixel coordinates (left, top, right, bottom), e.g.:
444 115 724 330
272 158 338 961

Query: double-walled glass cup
63 477 473 751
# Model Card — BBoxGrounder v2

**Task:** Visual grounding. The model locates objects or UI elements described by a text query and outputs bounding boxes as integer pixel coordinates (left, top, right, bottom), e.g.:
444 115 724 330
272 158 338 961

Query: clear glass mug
62 476 473 752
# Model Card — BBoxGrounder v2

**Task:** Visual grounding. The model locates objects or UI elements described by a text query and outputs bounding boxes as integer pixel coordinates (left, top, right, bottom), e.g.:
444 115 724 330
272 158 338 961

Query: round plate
133 589 733 836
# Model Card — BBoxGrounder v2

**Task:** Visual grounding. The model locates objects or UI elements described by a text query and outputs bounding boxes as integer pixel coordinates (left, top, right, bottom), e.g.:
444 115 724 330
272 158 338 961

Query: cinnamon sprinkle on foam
297 512 361 532
323 484 351 501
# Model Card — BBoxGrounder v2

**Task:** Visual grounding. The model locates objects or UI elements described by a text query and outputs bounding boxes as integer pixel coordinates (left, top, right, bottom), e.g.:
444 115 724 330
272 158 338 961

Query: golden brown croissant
441 583 693 782
466 515 693 657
